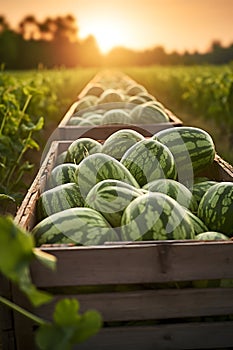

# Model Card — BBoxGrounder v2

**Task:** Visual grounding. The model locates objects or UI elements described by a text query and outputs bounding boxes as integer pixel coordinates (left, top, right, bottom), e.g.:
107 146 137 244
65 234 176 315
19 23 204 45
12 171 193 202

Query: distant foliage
0 14 233 68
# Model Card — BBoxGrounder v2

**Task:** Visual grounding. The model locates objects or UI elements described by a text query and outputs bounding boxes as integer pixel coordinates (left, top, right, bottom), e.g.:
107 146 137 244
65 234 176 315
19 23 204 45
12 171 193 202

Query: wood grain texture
75 321 233 350
37 288 233 322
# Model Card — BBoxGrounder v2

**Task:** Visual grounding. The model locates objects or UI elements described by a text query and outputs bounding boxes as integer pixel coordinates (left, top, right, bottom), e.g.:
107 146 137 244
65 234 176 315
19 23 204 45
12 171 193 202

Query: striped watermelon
101 109 131 125
48 163 79 189
121 192 195 241
128 96 146 105
198 182 233 236
85 114 103 125
137 92 156 102
192 180 218 206
143 178 198 213
129 102 169 124
78 119 94 126
121 139 177 187
37 183 84 221
73 99 93 113
65 138 102 164
32 207 118 246
101 129 145 160
98 89 124 104
67 116 84 125
83 83 104 97
195 232 229 240
75 153 140 198
125 84 147 96
154 127 216 180
184 210 208 235
85 180 143 227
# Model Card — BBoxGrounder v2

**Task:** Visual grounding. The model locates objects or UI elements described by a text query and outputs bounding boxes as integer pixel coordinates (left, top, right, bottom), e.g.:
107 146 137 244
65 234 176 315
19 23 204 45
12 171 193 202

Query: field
1 64 233 349
0 64 232 214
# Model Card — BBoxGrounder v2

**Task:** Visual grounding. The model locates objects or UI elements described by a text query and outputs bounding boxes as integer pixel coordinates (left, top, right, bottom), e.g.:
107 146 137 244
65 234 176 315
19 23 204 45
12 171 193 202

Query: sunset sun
79 16 130 54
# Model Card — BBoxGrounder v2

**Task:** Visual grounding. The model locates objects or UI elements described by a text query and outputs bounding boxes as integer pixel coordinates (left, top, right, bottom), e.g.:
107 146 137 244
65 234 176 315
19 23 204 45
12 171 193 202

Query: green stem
0 295 47 326
6 131 32 189
0 107 9 136
22 94 32 114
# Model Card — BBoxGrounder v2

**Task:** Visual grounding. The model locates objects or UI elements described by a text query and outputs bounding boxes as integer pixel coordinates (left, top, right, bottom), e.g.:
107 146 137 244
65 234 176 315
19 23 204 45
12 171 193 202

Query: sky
0 0 233 54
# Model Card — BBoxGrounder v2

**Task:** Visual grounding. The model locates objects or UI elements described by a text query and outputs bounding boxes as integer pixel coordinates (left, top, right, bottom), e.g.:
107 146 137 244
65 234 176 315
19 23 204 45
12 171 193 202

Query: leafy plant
0 72 44 213
0 216 102 349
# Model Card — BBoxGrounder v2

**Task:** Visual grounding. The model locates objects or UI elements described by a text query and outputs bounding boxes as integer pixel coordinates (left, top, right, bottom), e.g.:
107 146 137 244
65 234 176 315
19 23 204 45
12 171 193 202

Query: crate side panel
37 288 233 322
30 242 233 287
75 322 233 350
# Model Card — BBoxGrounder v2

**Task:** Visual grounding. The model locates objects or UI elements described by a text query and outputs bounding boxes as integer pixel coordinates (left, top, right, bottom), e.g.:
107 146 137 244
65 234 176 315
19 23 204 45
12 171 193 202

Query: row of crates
2 71 233 350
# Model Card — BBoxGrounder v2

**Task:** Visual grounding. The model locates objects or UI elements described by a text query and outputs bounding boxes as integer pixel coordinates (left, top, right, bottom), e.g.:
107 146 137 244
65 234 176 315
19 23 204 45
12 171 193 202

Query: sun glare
79 17 129 54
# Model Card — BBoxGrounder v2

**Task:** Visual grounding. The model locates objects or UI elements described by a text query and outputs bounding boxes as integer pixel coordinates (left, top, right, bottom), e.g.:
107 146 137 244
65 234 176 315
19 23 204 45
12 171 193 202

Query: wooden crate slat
37 288 233 322
30 241 233 287
75 321 233 350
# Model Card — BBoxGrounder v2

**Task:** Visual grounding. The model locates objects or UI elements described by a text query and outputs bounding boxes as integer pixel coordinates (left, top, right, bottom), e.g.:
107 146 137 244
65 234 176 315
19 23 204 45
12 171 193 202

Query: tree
18 15 40 40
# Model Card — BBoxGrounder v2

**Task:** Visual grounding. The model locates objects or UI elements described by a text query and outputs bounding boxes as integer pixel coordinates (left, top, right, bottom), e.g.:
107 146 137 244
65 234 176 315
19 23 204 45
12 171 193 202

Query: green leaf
26 138 40 151
33 116 44 131
33 248 57 271
53 299 81 327
18 268 52 307
36 299 102 350
0 216 53 307
0 216 34 280
36 324 73 350
71 310 102 344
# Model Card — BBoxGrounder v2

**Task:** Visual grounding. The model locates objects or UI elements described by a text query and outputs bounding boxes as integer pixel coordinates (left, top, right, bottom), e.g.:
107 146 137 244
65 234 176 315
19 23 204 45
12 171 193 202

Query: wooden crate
57 101 183 140
57 72 183 140
8 141 233 349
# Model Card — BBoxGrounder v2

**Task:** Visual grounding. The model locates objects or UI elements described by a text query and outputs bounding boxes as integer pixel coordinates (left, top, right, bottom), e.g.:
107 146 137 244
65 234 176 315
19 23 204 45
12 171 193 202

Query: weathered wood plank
37 288 233 322
30 241 233 287
76 321 233 350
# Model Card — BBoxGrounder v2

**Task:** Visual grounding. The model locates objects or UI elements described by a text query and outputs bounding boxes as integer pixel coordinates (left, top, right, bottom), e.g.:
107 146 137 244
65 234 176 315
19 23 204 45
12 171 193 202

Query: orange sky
1 0 233 54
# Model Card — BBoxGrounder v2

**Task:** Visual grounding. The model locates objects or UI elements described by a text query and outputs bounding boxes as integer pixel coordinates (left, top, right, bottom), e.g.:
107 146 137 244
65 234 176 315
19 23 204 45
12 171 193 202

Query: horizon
1 0 233 54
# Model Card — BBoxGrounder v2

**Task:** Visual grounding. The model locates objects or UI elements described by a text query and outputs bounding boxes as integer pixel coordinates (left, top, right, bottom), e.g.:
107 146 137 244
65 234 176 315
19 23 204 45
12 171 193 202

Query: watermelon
101 109 131 125
198 182 233 236
78 119 94 126
48 163 79 189
65 138 102 164
192 180 218 206
32 207 118 246
98 89 124 104
67 117 84 125
128 96 146 105
195 232 229 240
121 192 195 241
73 98 93 113
137 92 156 102
85 114 103 125
125 84 147 96
82 83 105 97
154 127 216 181
184 210 208 235
85 180 143 227
143 178 198 212
101 129 145 160
37 183 84 221
75 153 140 198
120 139 177 187
129 102 169 124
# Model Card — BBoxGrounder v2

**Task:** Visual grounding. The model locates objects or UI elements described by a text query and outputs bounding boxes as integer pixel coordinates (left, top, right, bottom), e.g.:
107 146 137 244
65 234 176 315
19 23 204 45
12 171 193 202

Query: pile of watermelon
67 76 170 126
33 126 232 247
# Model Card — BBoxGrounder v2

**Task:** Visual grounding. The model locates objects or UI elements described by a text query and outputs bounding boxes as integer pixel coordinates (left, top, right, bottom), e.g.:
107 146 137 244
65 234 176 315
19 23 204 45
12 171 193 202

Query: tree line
0 14 233 69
